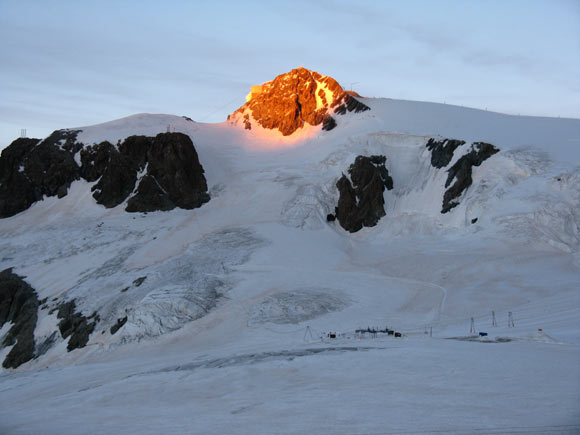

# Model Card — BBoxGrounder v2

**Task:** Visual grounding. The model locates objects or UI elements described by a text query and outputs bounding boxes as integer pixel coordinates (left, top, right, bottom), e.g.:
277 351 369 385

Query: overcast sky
1 0 579 149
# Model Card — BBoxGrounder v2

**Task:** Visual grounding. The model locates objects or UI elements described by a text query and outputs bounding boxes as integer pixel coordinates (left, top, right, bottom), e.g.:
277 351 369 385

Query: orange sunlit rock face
228 67 369 136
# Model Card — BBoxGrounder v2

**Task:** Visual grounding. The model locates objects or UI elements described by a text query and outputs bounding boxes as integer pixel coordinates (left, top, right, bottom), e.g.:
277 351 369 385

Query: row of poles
303 310 518 341
470 311 515 334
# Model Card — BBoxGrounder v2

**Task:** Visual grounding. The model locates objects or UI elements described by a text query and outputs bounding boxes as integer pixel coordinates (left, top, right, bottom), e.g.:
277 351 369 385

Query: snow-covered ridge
1 80 580 433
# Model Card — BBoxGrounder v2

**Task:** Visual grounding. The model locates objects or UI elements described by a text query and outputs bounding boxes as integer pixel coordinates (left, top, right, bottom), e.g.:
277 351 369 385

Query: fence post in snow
492 311 497 327
470 317 475 334
508 312 515 328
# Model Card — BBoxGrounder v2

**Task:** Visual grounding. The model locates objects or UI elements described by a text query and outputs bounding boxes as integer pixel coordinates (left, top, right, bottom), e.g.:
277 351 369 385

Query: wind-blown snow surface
1 99 580 434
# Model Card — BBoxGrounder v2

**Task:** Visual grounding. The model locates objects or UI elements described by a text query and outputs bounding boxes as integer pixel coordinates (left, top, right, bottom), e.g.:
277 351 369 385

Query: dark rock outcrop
132 276 147 287
333 94 371 115
91 145 139 208
229 67 370 136
0 131 210 217
110 316 128 335
442 142 499 213
426 138 465 168
0 268 39 368
80 141 118 182
334 155 394 233
56 300 99 352
322 115 337 131
126 175 175 212
0 138 42 218
143 133 210 209
0 130 82 218
124 133 210 212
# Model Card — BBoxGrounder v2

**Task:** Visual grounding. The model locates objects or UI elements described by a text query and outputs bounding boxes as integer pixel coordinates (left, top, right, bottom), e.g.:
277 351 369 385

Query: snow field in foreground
0 337 578 435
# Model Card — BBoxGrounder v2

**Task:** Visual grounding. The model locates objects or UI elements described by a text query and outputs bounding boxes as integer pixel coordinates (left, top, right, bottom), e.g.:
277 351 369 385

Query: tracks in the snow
142 346 376 375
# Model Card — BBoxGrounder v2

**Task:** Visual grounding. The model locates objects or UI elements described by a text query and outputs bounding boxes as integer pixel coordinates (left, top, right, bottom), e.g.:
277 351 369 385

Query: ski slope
0 98 579 434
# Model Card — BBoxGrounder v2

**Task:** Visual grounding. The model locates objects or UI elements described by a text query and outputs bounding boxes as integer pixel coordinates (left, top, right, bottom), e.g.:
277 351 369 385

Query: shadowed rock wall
0 131 209 217
0 268 39 368
333 155 393 233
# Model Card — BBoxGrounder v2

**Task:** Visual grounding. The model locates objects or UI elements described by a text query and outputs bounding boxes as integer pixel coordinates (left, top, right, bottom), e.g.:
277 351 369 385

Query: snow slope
0 99 579 434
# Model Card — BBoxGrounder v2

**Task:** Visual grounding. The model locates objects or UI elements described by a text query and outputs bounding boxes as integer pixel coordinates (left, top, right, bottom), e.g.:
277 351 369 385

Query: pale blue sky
1 0 579 148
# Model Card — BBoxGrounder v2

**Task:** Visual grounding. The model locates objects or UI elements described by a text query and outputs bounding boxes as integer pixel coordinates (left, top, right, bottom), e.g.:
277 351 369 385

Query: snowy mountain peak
1 76 580 433
228 67 370 136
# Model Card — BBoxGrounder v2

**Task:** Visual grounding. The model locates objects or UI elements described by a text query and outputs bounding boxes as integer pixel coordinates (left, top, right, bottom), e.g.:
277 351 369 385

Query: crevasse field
1 98 579 434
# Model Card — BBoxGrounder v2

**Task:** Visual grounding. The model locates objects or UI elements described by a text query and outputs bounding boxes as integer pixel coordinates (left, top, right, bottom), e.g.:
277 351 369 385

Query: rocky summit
228 67 370 136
